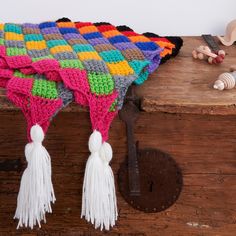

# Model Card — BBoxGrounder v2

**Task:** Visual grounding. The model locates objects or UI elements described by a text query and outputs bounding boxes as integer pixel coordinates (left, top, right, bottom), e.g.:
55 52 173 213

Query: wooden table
0 37 236 236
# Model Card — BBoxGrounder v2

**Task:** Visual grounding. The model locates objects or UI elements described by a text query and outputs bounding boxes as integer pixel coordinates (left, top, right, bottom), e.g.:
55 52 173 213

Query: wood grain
135 37 236 115
0 111 236 235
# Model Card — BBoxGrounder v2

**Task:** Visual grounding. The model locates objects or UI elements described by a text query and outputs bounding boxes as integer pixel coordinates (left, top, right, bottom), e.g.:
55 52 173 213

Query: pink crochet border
0 45 118 141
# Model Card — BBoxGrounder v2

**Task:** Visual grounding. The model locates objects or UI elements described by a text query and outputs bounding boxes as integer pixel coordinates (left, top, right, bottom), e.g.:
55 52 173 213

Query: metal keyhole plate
118 149 183 213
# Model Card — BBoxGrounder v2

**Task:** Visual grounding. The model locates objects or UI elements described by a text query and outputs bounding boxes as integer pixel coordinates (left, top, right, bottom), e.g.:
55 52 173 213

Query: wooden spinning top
213 72 236 90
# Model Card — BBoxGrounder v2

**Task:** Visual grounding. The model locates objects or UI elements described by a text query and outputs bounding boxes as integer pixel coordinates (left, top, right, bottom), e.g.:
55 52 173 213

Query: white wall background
1 0 235 36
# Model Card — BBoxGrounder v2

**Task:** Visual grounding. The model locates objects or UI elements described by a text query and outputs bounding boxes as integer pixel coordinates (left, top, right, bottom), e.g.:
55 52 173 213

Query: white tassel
81 131 118 230
14 124 55 229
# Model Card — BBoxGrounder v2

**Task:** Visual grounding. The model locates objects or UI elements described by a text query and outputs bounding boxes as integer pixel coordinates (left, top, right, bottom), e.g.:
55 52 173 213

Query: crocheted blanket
0 19 182 141
0 18 182 230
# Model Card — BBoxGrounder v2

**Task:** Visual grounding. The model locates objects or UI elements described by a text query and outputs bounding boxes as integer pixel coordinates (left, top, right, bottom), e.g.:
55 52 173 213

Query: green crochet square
109 100 117 112
88 72 114 95
5 24 22 34
31 55 54 62
6 47 27 56
0 38 4 45
100 50 124 63
60 59 84 69
25 34 44 42
32 79 58 99
73 44 94 53
14 70 33 78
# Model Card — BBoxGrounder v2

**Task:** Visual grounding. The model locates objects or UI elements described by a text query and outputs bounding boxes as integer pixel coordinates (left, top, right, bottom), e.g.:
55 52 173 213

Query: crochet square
5 24 22 34
32 79 58 99
5 32 24 41
129 35 150 43
14 70 34 78
47 39 68 48
88 72 114 95
83 32 103 40
83 60 109 73
79 26 98 34
73 44 94 53
108 35 130 44
32 55 54 62
26 41 47 50
78 51 101 61
59 59 84 69
24 34 44 42
99 50 124 63
102 30 123 38
6 47 27 56
50 45 73 54
107 61 134 76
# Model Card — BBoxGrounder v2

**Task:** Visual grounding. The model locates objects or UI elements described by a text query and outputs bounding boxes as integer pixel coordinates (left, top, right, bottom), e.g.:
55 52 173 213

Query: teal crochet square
47 39 68 48
5 24 22 34
73 44 94 53
25 34 44 42
100 50 124 63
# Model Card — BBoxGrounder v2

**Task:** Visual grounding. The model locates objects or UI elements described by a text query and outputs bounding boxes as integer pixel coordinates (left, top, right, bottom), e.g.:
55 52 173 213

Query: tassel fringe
81 130 118 230
14 124 55 229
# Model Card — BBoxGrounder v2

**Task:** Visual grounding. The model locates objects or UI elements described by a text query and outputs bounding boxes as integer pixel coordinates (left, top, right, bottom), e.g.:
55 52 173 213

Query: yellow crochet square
0 24 4 31
129 36 150 43
78 51 101 61
5 32 23 41
103 30 122 38
107 61 134 76
50 45 73 54
79 26 98 34
26 41 47 50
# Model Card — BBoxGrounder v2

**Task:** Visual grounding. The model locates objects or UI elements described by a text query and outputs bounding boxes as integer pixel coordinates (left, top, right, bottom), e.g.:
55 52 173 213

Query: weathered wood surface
1 37 236 236
1 111 236 236
136 37 236 115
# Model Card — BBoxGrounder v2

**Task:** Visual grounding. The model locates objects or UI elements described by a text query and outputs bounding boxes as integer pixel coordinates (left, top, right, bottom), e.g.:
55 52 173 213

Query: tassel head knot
88 130 102 153
30 124 44 143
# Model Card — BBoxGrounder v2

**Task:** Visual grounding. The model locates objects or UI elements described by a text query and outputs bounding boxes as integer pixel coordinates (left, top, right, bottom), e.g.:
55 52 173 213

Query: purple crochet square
41 27 60 34
88 37 110 46
22 23 39 28
114 42 137 51
63 33 84 40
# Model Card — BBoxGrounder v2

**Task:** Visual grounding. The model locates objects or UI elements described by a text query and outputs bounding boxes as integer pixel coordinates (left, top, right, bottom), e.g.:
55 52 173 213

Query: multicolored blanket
0 18 182 230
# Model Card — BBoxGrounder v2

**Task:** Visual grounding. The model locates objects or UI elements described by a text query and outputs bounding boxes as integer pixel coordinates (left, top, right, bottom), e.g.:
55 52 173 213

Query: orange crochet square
155 41 175 57
102 30 122 38
57 22 75 28
107 61 134 76
50 45 73 54
79 26 98 34
26 41 47 50
0 24 4 31
5 32 23 41
129 36 150 43
78 51 101 61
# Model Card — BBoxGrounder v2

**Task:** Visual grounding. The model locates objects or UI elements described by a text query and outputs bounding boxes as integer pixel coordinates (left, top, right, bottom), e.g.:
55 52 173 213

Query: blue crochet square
109 35 130 44
59 28 77 34
39 22 56 29
83 32 103 40
135 42 159 51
